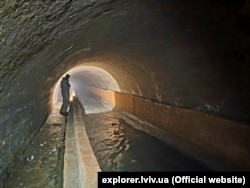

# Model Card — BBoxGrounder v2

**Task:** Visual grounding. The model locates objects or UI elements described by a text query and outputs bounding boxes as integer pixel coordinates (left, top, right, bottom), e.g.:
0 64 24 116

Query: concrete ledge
63 102 81 188
63 97 101 188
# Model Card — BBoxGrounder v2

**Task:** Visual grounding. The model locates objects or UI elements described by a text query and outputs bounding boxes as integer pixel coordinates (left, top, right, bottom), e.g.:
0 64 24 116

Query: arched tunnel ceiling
53 65 121 104
0 0 250 125
68 65 121 91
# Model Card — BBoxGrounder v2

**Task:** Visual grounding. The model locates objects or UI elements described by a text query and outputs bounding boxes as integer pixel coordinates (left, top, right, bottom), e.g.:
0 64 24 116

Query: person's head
65 74 70 79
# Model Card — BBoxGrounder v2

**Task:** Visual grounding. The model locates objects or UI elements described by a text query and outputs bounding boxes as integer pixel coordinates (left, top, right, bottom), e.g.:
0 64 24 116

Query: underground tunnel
53 65 121 114
0 0 250 186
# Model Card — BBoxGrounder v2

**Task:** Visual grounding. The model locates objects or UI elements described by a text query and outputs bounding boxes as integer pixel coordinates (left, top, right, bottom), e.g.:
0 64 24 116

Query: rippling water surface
84 110 211 172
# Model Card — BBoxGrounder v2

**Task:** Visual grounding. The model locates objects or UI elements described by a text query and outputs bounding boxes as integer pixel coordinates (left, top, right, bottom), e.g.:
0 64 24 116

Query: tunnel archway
52 65 121 113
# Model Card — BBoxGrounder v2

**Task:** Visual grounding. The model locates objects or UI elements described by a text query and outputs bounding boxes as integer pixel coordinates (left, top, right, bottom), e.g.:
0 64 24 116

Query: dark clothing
60 76 71 115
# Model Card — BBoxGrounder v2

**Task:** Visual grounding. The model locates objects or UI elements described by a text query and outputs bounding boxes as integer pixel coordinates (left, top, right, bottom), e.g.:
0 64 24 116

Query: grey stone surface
3 105 65 188
63 103 81 188
72 97 101 188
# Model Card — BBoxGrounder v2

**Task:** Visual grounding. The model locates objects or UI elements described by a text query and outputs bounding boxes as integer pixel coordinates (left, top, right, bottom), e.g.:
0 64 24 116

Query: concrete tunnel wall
0 0 250 182
87 86 250 170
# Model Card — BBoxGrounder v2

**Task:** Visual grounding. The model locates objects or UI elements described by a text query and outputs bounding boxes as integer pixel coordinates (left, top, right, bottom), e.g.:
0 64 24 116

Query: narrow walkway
4 106 66 188
63 102 80 188
63 97 101 188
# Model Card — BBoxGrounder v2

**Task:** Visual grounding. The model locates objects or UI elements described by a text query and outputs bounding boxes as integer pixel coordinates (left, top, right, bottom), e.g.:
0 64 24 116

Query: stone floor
4 106 66 188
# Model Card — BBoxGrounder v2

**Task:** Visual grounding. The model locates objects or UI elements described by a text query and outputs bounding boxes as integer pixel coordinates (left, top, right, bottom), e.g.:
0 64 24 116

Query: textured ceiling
0 0 249 127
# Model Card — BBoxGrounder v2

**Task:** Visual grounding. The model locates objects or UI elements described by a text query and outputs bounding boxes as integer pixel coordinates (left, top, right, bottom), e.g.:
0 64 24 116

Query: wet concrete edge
63 97 101 188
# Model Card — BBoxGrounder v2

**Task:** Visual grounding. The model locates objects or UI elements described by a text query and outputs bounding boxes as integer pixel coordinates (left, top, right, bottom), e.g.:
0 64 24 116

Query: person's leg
60 92 70 115
63 97 70 113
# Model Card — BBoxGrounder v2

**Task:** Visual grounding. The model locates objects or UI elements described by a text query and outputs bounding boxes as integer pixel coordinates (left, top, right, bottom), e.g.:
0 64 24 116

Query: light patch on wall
52 65 120 114
68 65 120 91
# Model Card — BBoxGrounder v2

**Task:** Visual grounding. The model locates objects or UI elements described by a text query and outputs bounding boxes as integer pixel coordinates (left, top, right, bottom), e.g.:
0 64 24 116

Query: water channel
77 90 212 172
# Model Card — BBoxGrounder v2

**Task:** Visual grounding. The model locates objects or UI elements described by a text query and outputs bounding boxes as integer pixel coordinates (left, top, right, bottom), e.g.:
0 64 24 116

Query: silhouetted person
60 74 71 116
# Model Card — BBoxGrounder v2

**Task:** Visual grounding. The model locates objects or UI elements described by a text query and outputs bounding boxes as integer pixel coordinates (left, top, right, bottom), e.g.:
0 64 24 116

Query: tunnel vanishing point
0 0 250 183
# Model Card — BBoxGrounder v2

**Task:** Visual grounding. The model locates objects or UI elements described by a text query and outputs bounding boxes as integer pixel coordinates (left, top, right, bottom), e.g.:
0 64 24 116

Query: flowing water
74 88 213 172
83 109 212 172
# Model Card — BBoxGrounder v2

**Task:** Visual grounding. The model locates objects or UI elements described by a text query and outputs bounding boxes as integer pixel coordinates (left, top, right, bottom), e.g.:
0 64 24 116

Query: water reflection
84 110 211 172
